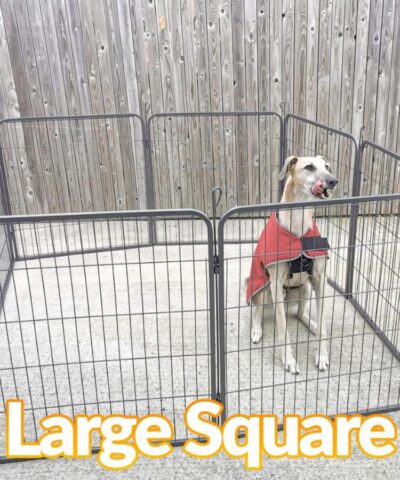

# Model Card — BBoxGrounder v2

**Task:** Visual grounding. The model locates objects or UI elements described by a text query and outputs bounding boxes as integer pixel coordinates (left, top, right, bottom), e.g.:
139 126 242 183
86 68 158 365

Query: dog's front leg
313 259 329 371
251 303 263 343
269 267 299 374
298 279 317 335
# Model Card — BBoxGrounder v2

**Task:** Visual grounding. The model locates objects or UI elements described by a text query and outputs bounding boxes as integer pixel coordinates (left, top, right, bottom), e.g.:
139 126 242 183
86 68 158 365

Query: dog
245 155 337 374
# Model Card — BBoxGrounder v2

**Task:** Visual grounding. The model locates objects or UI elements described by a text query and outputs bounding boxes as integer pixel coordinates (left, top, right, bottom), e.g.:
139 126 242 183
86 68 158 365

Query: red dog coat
246 211 328 305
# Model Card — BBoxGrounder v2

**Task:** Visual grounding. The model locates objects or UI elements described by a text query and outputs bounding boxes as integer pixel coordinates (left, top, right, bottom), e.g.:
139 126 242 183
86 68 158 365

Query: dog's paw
282 349 300 375
315 350 329 371
251 324 262 344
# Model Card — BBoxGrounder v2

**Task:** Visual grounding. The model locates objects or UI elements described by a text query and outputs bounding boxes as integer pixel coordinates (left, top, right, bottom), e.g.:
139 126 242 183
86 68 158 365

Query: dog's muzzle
311 176 338 198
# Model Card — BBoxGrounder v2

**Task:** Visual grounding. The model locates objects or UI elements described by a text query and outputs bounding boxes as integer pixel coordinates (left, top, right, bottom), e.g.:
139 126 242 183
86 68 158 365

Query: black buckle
302 236 330 251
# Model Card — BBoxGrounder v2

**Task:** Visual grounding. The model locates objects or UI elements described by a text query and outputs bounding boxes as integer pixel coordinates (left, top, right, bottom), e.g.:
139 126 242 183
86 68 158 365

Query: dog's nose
326 176 337 188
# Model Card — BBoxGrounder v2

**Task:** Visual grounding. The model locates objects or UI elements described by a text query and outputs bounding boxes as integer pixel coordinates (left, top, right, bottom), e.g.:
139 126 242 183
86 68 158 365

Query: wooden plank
127 0 151 115
165 0 188 210
363 0 384 142
141 0 170 209
374 0 396 146
141 0 164 116
258 0 272 202
0 124 27 215
103 0 142 210
206 0 224 213
385 0 400 152
340 0 358 134
10 1 59 213
257 0 269 113
218 0 236 210
305 0 319 154
232 1 247 206
179 1 198 210
270 0 283 203
327 0 345 130
90 0 127 211
154 1 180 209
281 0 295 190
39 0 93 215
352 0 371 140
363 0 384 198
28 0 78 214
339 0 358 196
1 0 51 213
316 0 333 156
0 6 28 215
75 0 117 215
123 1 149 210
370 0 398 205
77 0 115 211
327 0 345 188
155 0 177 113
293 0 307 150
207 0 223 113
244 2 258 205
195 0 213 212
116 1 147 209
0 6 18 119
65 0 108 213
282 0 294 114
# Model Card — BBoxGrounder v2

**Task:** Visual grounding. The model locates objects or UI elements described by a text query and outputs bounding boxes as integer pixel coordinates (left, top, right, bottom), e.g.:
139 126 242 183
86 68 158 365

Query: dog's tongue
311 180 325 196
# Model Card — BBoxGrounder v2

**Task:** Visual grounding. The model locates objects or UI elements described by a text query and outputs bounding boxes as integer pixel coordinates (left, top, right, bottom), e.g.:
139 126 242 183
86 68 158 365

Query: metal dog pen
0 111 399 460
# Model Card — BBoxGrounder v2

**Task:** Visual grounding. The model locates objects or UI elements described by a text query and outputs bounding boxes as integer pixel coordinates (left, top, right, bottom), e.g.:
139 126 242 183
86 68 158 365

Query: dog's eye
304 164 315 171
325 164 331 172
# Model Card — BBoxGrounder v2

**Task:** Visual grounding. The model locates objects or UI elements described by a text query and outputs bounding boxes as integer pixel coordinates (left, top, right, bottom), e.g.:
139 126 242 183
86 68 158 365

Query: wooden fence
0 0 399 214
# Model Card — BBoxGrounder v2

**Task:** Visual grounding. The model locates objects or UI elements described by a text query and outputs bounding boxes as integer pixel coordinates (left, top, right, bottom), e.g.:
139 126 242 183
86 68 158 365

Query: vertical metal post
217 215 227 423
211 187 222 408
345 142 362 296
206 217 218 407
280 101 287 169
0 143 17 262
143 111 157 244
280 106 288 197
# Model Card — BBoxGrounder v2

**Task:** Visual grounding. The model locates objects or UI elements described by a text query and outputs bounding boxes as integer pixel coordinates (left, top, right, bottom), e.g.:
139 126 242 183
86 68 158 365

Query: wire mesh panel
0 209 216 458
349 200 400 354
284 114 358 200
148 112 283 215
0 182 13 307
358 141 400 196
217 195 400 422
11 217 153 261
0 114 147 215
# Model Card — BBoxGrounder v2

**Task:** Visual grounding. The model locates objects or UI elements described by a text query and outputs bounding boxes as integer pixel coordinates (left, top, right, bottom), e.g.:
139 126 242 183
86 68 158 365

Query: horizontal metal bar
15 238 257 261
285 113 359 146
360 140 400 162
15 243 153 262
0 208 213 225
0 112 144 127
148 110 282 123
218 193 400 229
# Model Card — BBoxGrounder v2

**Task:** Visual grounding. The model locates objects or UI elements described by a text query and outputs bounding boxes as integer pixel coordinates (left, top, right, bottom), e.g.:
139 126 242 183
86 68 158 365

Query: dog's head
279 155 337 200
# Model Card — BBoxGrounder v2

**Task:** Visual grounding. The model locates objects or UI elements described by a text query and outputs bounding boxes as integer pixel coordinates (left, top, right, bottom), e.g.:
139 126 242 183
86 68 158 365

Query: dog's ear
278 156 298 180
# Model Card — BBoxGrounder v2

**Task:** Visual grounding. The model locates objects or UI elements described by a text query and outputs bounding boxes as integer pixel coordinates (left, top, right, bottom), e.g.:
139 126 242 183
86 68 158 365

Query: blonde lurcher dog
246 155 337 375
